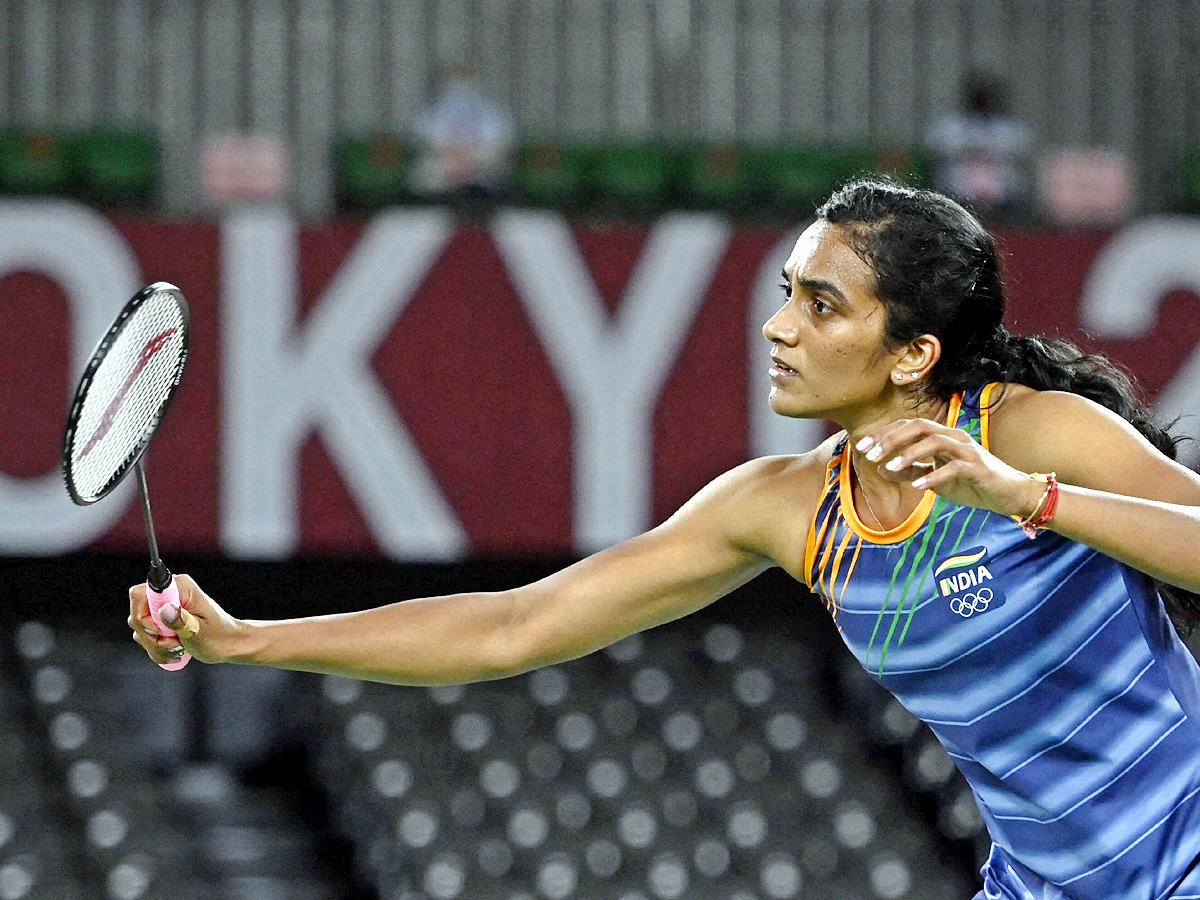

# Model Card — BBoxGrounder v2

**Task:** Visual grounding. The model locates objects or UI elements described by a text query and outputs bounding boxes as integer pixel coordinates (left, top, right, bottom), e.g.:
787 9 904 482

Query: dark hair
817 177 1199 636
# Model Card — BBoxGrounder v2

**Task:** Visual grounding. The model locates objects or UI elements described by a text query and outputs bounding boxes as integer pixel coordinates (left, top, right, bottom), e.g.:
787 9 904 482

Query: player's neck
842 390 951 452
842 391 951 518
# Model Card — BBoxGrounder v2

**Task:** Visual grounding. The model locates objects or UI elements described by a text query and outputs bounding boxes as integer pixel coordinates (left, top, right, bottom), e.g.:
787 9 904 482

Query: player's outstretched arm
129 456 806 683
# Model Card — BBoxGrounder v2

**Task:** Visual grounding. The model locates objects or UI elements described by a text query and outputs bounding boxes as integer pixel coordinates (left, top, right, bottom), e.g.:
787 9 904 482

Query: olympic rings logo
949 588 993 618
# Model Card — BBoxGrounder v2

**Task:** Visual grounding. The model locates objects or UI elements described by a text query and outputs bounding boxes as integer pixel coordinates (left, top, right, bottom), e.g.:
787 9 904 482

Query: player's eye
812 296 831 314
779 281 793 299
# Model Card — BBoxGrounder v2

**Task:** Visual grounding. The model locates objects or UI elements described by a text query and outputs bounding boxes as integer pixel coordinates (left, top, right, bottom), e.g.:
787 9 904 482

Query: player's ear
893 333 941 382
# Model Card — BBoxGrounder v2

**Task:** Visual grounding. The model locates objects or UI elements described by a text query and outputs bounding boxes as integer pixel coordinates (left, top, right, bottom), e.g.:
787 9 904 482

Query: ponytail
980 328 1187 461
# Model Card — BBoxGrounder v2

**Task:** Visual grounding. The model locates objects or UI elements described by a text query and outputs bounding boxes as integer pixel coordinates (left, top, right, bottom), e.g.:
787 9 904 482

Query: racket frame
61 282 190 507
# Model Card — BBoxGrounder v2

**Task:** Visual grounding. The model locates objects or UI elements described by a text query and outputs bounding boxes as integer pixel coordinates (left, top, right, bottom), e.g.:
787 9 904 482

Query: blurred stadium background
1 1 1199 898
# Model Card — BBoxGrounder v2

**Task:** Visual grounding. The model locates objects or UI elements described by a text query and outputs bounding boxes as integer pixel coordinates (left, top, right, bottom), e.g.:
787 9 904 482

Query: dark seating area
306 621 975 899
3 622 353 900
0 643 87 900
2 607 979 899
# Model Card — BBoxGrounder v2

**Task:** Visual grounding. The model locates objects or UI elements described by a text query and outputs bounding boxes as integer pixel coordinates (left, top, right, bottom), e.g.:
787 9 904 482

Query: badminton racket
61 282 191 670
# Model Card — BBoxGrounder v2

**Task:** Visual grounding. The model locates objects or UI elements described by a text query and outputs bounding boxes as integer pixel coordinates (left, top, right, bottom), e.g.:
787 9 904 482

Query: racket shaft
147 577 191 670
136 460 163 567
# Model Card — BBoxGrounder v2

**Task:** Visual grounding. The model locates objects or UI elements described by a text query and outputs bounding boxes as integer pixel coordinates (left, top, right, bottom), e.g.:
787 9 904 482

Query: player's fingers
911 458 967 491
158 602 201 641
160 643 188 663
859 420 924 462
878 435 968 478
133 629 184 665
127 584 160 636
859 417 962 462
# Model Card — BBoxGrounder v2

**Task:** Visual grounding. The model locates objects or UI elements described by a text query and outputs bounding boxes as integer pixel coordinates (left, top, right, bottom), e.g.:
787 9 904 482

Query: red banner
2 204 1198 559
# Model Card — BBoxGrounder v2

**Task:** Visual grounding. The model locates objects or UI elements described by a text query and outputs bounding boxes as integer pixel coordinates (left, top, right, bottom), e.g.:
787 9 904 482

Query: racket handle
146 577 192 671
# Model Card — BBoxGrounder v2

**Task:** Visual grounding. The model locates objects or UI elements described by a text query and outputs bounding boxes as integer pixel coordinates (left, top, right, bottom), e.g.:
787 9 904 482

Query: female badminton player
130 179 1200 899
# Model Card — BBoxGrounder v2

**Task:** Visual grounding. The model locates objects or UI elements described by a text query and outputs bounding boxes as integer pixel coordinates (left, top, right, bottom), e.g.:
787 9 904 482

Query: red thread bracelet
1018 472 1059 539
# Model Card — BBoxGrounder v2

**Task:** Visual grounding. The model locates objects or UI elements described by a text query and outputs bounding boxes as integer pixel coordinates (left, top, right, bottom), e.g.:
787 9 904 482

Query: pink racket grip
146 577 192 671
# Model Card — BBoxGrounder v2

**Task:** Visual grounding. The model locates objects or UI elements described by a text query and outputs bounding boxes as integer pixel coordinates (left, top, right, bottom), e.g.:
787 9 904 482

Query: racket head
62 282 190 506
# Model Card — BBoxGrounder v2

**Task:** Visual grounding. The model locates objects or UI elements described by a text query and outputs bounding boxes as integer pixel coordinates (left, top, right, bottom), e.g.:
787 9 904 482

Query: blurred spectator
926 72 1035 216
413 62 515 198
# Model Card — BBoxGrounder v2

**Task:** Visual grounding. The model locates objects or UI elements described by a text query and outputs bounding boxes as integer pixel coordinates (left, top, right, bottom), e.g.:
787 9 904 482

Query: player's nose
762 307 799 345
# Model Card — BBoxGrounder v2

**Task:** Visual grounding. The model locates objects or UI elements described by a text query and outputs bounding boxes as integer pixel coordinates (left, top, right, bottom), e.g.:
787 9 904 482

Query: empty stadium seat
1183 149 1200 212
335 135 414 209
588 144 673 212
68 129 158 205
755 145 878 211
0 128 70 196
678 144 757 212
514 143 592 208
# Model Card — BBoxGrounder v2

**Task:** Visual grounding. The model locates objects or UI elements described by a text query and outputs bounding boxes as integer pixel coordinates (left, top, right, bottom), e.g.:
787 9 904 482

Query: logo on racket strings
79 327 180 458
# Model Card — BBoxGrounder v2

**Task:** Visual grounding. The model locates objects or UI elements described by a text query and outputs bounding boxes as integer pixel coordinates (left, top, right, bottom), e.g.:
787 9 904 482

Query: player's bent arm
994 387 1200 592
182 459 786 684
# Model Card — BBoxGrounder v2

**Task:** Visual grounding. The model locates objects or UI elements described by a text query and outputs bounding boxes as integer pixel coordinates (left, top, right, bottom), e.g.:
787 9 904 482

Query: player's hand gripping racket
61 282 192 670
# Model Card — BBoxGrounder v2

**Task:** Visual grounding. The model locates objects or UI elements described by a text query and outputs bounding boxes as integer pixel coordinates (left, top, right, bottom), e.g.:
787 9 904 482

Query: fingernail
885 457 903 471
161 603 179 625
866 445 883 462
856 437 874 452
145 628 160 637
912 477 928 489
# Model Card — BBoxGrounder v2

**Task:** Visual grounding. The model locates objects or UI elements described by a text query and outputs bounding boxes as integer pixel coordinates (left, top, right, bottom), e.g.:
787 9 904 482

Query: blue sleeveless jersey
805 382 1200 900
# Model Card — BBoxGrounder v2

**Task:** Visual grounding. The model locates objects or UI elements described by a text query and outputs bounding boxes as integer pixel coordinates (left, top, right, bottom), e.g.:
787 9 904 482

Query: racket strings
67 290 187 502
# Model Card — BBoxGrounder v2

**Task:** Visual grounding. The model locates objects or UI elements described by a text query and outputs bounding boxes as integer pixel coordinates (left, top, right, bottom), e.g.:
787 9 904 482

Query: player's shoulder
984 381 1155 474
986 381 1123 437
986 381 1075 416
725 430 844 491
699 430 845 520
675 430 844 570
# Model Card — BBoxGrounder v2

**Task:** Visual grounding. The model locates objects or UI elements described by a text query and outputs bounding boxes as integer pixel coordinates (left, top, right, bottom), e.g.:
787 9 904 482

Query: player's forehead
782 221 878 302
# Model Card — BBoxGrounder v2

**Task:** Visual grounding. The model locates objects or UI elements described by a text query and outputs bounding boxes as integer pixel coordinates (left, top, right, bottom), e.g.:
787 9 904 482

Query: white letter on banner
221 206 466 559
493 211 731 551
1080 217 1200 467
0 201 141 553
749 229 827 458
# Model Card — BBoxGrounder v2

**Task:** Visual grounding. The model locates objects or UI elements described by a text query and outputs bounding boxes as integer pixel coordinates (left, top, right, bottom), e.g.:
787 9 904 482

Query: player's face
763 221 898 421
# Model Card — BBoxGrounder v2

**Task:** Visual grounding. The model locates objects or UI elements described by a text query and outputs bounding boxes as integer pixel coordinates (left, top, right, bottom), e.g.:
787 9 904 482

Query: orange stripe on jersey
816 508 844 596
823 525 856 617
980 380 1002 452
803 458 840 587
807 502 838 591
837 534 864 610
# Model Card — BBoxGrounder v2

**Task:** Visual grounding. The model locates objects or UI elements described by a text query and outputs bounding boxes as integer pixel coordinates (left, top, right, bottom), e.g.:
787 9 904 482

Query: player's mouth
770 356 799 377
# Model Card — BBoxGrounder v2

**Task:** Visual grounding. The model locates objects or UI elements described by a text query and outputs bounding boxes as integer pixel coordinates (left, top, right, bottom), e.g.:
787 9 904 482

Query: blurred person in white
413 62 515 198
926 72 1035 217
